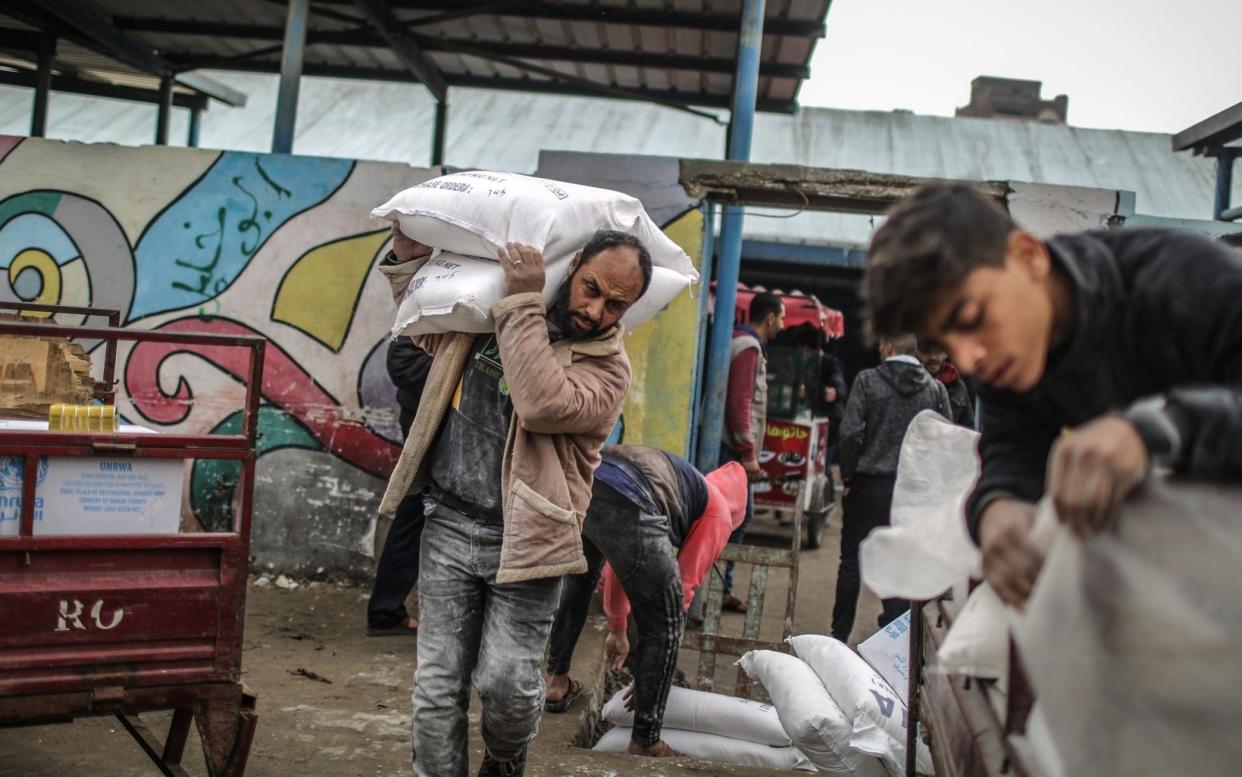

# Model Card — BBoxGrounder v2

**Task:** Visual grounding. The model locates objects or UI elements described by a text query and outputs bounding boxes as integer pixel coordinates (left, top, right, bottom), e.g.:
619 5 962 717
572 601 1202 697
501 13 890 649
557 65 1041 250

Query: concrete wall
0 136 704 577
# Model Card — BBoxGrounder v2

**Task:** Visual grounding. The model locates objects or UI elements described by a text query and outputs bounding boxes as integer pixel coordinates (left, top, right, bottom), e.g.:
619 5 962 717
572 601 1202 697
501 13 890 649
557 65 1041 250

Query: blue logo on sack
0 457 49 491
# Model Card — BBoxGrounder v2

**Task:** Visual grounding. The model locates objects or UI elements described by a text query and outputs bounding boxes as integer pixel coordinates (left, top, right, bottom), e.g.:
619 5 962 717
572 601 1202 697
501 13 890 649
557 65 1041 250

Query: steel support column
695 0 766 472
272 0 309 154
187 97 205 147
431 95 447 166
155 72 173 145
31 34 56 137
686 202 718 461
1215 151 1236 220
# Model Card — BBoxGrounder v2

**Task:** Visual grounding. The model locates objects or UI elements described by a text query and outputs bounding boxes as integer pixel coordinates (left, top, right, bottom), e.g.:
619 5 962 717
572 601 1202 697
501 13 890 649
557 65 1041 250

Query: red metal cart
0 313 263 777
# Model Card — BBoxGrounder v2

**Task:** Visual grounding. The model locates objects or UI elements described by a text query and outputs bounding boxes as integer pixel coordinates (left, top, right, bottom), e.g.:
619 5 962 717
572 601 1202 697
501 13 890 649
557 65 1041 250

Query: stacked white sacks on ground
593 685 814 771
371 171 698 337
789 635 934 776
737 649 890 776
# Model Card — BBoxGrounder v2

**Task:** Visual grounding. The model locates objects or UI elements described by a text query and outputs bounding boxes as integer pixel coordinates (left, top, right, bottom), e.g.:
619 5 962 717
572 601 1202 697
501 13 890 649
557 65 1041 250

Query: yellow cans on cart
47 404 117 432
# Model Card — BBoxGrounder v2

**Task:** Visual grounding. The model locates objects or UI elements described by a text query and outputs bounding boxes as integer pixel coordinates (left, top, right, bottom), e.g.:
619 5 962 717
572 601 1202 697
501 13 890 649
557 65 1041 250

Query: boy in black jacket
864 184 1242 607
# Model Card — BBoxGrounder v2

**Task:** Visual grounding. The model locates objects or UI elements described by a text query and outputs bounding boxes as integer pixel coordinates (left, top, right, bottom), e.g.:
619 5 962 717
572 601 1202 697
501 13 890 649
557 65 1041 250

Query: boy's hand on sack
978 499 1041 608
498 242 546 296
390 224 432 263
1046 415 1148 539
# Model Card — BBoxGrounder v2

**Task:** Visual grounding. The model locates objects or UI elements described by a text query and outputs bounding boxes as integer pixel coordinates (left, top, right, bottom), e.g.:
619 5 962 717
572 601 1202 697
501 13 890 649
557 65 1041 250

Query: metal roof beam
678 160 1010 213
1172 100 1242 153
167 57 795 114
175 71 248 107
0 66 206 110
349 0 447 100
30 0 167 75
313 0 826 37
121 19 807 79
446 74 793 114
0 26 41 52
8 0 246 106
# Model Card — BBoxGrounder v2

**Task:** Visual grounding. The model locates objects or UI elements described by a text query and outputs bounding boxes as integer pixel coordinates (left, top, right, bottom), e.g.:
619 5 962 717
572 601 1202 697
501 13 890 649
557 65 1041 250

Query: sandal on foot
366 618 419 637
544 678 582 713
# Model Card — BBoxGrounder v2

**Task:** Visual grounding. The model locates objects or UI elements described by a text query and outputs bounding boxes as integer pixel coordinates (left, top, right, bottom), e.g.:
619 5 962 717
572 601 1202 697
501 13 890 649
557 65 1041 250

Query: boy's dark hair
864 184 1015 341
580 229 653 296
749 292 783 325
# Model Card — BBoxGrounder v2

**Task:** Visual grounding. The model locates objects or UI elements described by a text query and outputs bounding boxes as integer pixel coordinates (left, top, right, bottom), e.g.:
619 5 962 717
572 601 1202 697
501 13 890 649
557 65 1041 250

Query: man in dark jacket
864 184 1242 607
366 338 431 635
799 330 849 464
917 339 975 428
820 346 848 464
831 335 951 640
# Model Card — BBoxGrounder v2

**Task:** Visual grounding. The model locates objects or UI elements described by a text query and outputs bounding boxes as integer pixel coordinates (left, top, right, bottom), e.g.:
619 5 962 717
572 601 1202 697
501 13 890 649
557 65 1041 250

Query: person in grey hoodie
831 334 951 641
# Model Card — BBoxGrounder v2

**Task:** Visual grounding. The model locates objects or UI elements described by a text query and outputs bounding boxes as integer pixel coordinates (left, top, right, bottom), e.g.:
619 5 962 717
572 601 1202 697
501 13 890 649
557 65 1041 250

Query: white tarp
859 411 981 600
1015 478 1242 777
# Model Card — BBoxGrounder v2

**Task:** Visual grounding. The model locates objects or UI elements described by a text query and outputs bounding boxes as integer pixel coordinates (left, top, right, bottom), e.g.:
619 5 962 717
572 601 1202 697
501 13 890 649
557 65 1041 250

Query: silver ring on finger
512 259 524 266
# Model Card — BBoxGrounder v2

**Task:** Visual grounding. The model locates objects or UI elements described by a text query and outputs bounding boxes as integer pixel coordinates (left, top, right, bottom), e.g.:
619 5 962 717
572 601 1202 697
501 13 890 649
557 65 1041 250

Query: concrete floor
0 511 884 776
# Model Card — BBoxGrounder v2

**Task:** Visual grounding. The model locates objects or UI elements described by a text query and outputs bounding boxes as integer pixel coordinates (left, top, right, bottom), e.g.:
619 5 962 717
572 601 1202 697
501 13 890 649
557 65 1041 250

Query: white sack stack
737 649 889 777
789 634 933 776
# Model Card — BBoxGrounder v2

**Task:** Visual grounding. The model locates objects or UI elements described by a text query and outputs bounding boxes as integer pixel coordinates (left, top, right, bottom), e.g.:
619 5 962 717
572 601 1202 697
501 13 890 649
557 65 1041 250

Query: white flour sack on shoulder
789 635 933 777
391 252 564 336
737 650 888 777
389 253 691 337
371 170 698 278
601 684 791 747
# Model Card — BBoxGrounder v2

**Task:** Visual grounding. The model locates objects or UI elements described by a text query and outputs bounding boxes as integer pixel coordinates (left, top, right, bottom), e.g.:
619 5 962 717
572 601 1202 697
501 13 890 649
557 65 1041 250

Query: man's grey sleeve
838 374 868 483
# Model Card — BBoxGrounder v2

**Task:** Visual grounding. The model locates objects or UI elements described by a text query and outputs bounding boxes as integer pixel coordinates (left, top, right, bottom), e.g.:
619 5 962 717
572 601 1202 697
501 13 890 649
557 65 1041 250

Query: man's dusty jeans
412 498 563 776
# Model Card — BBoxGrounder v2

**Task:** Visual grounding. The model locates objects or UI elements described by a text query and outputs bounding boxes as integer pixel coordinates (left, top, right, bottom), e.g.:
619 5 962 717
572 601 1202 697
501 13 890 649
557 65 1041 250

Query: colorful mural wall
0 136 704 576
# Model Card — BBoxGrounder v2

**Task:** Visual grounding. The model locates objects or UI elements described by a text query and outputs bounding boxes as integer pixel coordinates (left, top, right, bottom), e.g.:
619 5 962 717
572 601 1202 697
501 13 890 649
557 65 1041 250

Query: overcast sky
799 0 1242 134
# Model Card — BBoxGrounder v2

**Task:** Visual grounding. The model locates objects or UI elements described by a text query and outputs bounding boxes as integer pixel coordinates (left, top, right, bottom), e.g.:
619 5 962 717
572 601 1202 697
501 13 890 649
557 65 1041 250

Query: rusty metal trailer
906 596 1040 777
0 316 264 777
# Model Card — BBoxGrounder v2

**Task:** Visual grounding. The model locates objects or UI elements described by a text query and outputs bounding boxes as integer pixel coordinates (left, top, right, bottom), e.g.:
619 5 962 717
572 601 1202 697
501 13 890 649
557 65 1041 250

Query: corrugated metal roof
1 0 829 113
0 69 1232 247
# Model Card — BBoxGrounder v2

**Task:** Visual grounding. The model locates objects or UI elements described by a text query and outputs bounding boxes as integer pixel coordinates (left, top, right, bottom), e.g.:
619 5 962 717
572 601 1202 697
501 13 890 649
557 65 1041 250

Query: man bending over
542 445 748 757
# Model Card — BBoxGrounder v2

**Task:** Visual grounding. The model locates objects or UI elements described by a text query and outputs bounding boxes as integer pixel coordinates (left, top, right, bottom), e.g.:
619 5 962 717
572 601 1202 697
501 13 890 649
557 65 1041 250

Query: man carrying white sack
541 446 748 757
863 183 1242 608
378 225 650 777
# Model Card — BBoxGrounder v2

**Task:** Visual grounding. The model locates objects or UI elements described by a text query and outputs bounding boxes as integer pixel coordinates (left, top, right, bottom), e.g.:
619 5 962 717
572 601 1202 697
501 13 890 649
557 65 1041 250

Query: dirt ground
0 511 882 777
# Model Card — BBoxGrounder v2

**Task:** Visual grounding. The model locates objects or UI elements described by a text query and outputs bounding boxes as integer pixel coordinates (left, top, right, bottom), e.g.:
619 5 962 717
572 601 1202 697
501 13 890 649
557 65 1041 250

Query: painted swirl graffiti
124 316 401 478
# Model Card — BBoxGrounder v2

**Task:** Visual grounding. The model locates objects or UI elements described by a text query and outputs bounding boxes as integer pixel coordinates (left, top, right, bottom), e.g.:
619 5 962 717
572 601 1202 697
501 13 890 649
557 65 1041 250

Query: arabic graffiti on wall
0 136 703 575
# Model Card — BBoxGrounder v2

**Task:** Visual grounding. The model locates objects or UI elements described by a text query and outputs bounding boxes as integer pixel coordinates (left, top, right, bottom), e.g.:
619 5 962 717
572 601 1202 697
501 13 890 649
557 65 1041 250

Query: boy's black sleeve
1124 232 1242 477
964 392 1060 544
